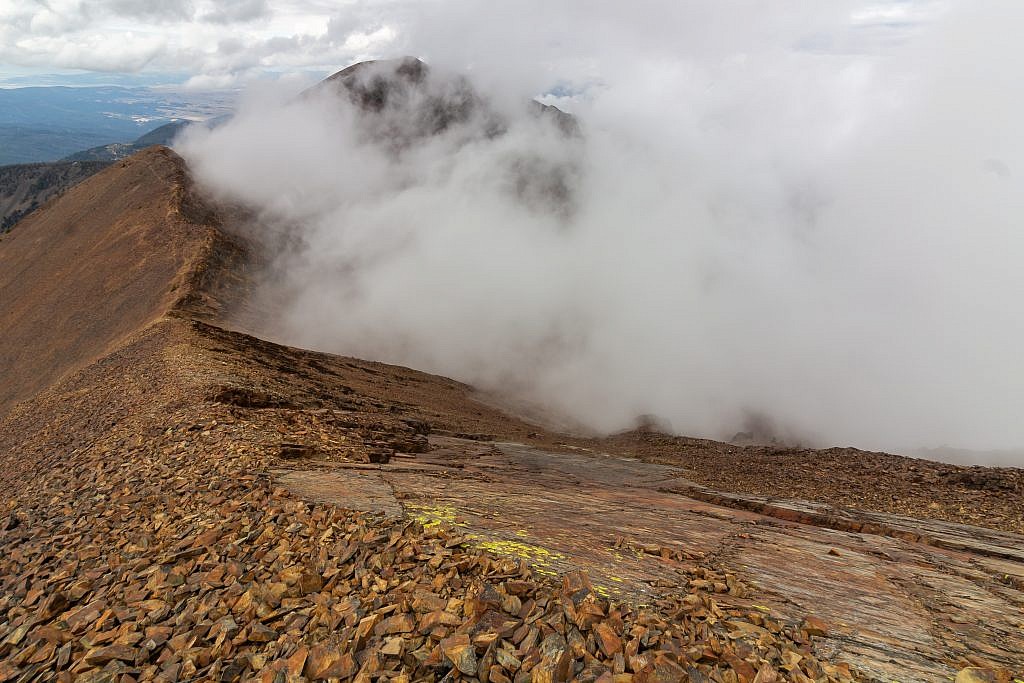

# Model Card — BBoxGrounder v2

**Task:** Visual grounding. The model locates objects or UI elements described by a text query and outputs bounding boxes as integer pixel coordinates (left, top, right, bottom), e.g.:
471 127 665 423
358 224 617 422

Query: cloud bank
179 2 1024 460
0 0 943 86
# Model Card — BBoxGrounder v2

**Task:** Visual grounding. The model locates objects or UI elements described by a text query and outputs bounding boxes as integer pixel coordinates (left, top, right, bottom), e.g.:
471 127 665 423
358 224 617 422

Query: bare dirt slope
0 146 1020 682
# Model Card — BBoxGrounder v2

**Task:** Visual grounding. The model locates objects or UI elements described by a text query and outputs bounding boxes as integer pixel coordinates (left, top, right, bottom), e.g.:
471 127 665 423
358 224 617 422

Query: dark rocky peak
530 99 581 138
312 58 582 220
314 57 578 151
314 57 496 148
323 56 432 107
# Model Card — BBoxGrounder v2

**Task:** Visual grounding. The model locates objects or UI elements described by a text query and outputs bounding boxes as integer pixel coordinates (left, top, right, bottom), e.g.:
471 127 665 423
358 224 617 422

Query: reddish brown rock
533 633 572 683
594 623 623 658
247 623 278 643
441 634 478 676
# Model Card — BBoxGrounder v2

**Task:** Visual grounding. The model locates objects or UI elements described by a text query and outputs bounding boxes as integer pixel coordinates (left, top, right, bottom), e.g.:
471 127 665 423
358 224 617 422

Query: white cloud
341 25 395 52
105 0 195 21
9 31 166 72
0 0 941 86
199 0 271 25
182 71 241 90
0 0 368 81
177 2 1024 459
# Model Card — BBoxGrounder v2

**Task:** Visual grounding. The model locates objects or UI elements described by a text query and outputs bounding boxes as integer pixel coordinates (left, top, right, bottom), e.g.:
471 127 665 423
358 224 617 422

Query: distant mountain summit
305 57 581 218
1 60 578 234
313 57 578 149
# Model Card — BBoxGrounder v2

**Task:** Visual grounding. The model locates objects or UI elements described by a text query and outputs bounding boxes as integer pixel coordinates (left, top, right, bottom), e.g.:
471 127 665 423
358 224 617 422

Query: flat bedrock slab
277 437 1024 682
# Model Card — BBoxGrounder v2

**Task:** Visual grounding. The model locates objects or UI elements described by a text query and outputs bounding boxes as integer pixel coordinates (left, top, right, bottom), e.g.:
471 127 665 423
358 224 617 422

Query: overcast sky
0 0 948 89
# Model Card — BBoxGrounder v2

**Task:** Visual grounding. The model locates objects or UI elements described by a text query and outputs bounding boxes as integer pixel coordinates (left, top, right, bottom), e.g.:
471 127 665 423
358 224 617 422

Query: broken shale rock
0 257 860 683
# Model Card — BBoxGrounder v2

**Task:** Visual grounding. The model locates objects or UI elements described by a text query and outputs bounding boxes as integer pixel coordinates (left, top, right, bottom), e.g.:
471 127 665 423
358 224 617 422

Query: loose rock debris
0 326 859 683
335 439 1024 682
0 447 854 682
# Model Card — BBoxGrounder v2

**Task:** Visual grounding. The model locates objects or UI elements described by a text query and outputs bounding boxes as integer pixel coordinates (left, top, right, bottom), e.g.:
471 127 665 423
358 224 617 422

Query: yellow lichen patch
475 539 566 572
590 575 629 598
405 503 466 528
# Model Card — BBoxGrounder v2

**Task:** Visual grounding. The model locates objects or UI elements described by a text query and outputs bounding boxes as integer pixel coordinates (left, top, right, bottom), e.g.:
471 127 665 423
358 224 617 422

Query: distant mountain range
0 85 232 165
0 83 236 234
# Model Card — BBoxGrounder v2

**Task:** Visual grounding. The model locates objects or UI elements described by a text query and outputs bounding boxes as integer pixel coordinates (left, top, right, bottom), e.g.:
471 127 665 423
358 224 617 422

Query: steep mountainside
0 145 866 682
0 60 1021 682
0 160 110 233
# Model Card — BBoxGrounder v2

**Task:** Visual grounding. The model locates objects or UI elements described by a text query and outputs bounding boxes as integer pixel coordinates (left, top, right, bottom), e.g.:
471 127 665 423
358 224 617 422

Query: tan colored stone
955 668 1003 683
377 612 415 635
304 645 343 679
248 623 278 643
381 637 405 657
420 609 461 631
297 569 323 595
533 633 571 683
286 645 308 678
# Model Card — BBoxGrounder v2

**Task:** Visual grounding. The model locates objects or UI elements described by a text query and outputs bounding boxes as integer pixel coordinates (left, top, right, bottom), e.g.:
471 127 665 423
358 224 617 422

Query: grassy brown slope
0 146 239 418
